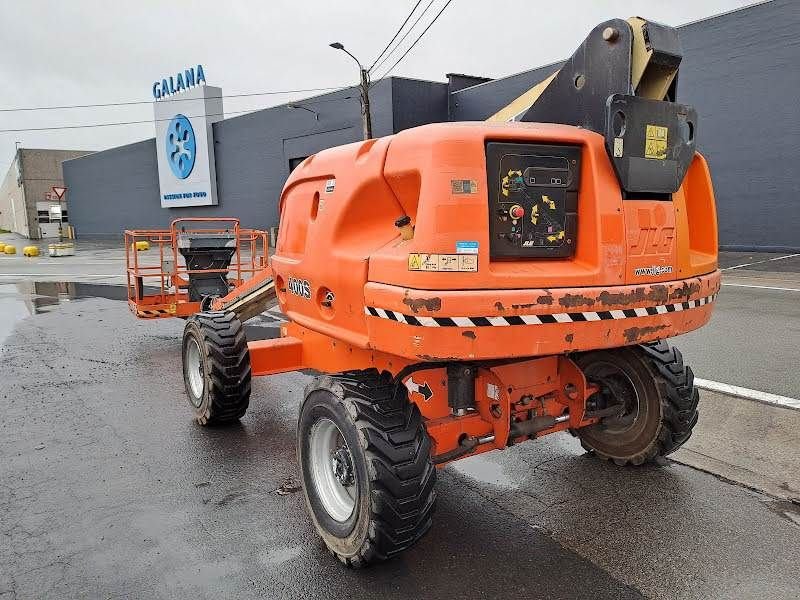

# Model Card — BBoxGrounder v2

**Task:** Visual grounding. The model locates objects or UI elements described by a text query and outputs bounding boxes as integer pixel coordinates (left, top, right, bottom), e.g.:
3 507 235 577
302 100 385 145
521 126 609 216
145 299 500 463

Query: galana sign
152 65 207 100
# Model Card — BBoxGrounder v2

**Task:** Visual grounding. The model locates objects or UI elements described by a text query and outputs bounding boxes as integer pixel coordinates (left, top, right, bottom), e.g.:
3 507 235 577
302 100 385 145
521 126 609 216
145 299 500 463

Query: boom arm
489 18 697 195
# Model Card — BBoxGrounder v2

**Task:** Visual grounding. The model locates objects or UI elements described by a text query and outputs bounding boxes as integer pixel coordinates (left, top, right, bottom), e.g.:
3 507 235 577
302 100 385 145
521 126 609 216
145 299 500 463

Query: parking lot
1 236 799 599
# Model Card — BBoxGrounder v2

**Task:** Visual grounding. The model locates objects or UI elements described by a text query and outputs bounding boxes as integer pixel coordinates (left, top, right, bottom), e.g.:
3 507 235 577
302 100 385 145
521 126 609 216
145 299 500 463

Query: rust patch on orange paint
417 354 459 361
462 331 477 339
403 296 442 313
622 324 668 344
598 286 669 306
564 333 574 343
669 280 701 301
559 294 595 308
512 294 553 310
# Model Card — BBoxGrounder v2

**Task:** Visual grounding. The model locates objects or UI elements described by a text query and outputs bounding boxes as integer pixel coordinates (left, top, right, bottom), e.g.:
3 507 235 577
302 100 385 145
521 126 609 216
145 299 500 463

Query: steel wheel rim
186 337 204 406
585 360 641 434
309 417 357 522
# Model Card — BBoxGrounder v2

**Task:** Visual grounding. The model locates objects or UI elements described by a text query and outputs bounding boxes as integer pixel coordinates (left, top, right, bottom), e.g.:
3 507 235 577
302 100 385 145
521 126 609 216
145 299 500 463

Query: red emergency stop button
509 204 524 219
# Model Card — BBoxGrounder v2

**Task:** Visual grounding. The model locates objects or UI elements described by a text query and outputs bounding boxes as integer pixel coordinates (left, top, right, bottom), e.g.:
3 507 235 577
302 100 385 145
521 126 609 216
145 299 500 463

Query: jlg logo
628 206 675 257
288 277 311 299
629 226 675 256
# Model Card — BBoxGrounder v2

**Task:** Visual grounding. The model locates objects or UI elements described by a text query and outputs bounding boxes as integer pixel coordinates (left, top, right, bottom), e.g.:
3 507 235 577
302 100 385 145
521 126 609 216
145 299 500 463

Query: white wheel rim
309 418 357 522
186 337 204 405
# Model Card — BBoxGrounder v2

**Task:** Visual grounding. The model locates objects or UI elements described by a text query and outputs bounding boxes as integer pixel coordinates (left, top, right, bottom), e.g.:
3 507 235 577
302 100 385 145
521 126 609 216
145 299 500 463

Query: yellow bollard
0 242 5 252
3 245 17 255
131 240 150 251
23 246 40 257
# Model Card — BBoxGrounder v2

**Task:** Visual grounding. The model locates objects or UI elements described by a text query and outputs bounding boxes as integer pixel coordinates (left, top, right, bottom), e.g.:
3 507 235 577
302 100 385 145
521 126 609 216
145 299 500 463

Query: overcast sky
1 0 759 174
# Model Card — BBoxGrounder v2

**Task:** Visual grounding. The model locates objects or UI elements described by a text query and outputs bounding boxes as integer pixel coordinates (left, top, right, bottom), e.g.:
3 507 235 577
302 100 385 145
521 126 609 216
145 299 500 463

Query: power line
368 0 423 71
370 0 437 74
374 0 455 80
0 92 360 134
0 86 344 113
1 108 267 134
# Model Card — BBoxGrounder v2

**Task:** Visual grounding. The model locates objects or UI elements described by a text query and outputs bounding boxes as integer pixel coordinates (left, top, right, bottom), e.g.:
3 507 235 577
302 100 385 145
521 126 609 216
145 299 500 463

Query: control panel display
486 142 581 258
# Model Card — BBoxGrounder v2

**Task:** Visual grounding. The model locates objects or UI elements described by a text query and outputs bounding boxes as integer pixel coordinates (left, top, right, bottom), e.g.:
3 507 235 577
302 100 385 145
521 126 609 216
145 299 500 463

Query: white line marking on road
721 283 800 292
695 378 800 411
722 253 800 271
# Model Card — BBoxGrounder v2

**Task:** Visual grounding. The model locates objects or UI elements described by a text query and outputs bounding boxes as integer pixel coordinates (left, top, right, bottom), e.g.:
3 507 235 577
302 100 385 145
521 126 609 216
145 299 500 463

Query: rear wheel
298 370 436 567
575 340 699 465
181 311 251 425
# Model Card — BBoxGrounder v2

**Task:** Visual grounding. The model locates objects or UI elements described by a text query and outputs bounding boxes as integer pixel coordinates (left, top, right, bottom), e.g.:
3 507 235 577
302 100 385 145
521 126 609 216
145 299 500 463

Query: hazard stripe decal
364 294 717 327
137 308 173 318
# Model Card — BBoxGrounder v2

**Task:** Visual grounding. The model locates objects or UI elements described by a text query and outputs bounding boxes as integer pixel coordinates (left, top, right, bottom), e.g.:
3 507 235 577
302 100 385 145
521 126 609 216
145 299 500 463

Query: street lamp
329 42 373 140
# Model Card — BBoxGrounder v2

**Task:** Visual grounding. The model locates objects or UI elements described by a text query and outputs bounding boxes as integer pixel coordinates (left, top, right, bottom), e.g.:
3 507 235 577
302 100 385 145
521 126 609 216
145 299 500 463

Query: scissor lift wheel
298 371 437 567
181 311 251 425
574 341 699 465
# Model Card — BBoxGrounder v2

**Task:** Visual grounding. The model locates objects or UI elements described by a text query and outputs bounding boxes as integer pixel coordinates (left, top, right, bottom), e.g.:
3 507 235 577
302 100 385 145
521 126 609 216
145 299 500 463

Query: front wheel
298 370 436 567
181 311 251 425
575 341 699 466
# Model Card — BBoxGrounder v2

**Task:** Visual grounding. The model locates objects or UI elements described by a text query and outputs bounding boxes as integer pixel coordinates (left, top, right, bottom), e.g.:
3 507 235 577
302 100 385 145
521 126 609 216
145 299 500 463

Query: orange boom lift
127 18 719 566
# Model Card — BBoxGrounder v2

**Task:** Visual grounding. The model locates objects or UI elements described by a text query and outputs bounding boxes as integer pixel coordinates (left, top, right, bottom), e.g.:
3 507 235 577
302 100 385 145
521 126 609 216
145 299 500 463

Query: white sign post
154 84 223 208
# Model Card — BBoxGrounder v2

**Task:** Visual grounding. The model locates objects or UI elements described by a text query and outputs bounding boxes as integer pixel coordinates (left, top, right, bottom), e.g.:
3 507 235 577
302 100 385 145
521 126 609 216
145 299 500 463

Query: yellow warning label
645 124 668 160
408 253 478 272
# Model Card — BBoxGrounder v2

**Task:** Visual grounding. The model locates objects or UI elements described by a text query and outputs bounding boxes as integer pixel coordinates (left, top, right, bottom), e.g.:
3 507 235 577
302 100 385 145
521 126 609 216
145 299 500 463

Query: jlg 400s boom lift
127 18 719 566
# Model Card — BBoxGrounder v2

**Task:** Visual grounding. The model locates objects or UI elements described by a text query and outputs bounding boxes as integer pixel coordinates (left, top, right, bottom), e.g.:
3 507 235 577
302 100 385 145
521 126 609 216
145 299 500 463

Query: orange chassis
126 221 720 466
246 269 720 465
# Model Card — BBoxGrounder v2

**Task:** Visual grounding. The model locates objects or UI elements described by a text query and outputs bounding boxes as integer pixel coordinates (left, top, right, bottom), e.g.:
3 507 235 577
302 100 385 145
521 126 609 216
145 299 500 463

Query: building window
289 157 308 172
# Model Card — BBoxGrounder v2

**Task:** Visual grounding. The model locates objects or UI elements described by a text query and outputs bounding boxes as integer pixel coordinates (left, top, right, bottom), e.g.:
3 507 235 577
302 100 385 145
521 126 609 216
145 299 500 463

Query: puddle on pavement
451 453 518 489
0 281 130 345
0 280 281 346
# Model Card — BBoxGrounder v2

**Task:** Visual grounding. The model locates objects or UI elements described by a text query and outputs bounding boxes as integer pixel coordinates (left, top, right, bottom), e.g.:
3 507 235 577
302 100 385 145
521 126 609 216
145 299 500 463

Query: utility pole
329 43 373 140
357 67 372 141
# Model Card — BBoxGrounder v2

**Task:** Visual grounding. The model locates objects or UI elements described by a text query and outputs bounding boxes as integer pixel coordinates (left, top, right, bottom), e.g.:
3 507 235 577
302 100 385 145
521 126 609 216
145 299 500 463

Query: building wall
21 149 93 238
62 139 161 235
0 152 27 236
449 62 562 121
390 78 449 130
65 81 395 235
677 0 799 251
0 149 90 238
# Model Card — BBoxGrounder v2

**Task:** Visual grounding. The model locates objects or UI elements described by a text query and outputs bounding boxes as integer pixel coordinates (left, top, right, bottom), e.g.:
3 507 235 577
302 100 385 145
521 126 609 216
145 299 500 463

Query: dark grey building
64 0 799 250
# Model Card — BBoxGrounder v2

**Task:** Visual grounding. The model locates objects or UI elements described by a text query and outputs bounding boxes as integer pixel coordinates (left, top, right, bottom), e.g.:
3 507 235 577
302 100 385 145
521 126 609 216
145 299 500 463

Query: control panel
486 142 581 258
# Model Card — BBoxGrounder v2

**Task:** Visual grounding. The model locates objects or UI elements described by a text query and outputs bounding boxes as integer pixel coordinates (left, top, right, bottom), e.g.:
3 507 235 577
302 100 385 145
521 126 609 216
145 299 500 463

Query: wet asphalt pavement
1 285 799 599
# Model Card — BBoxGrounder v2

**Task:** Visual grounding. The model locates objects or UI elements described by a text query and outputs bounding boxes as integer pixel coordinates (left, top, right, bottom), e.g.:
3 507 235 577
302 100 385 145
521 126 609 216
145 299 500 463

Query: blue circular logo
165 114 196 179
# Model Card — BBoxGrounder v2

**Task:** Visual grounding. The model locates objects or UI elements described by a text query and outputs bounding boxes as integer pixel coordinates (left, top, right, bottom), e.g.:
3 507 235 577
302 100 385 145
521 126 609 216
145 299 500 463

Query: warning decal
451 179 478 194
645 124 668 160
408 253 478 272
